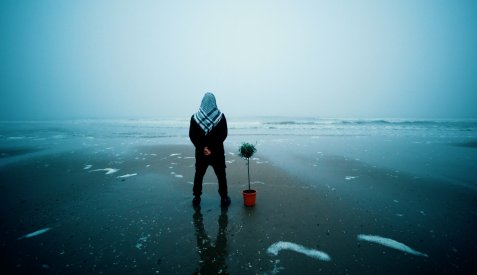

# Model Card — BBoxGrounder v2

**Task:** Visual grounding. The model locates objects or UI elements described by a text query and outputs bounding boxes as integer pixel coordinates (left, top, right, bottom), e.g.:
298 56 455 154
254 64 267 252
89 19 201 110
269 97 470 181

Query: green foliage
238 142 257 159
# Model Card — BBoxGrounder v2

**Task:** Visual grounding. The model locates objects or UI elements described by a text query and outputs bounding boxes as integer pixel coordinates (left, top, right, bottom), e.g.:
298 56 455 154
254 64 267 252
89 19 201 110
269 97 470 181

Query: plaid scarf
194 93 223 135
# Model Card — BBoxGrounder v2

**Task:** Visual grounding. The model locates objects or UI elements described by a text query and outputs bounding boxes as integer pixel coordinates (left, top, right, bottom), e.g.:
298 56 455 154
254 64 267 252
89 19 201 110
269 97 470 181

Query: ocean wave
260 119 477 129
2 118 476 145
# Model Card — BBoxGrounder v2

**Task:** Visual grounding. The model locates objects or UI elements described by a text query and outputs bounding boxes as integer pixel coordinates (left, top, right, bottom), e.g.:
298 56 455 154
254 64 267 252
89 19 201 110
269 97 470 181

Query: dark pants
193 156 228 198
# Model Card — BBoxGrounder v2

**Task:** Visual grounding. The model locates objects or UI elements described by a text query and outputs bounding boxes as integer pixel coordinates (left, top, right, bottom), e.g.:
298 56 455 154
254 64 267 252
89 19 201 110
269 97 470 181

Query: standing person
189 92 231 207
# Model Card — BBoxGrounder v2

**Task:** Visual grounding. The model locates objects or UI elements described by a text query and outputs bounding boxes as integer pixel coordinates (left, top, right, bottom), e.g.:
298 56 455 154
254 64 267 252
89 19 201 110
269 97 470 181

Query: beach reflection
193 207 229 275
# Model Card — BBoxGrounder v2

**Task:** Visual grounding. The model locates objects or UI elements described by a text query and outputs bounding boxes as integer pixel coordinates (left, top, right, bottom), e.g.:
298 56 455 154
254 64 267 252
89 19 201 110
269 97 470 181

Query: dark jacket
189 114 228 160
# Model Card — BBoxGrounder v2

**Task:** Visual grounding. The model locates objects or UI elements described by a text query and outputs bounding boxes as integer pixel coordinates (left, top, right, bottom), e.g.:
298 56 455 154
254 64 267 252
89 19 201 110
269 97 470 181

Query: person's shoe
220 196 231 208
192 196 201 207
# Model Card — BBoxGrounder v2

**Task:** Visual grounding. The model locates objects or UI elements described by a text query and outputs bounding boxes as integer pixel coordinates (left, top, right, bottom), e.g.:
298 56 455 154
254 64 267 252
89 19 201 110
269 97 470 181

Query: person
189 92 231 207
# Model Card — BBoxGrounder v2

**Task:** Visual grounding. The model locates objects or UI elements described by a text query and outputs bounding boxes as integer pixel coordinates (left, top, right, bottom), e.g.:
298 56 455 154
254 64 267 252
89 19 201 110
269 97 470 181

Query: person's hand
203 147 212 156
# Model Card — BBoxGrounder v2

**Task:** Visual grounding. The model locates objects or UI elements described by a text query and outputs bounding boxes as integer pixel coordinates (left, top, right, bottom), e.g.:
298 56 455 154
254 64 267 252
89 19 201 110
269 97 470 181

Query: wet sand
1 144 476 274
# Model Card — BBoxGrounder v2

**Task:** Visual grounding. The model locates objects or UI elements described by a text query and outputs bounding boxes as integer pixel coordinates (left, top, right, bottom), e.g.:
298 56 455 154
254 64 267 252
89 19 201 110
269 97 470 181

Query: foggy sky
1 0 476 120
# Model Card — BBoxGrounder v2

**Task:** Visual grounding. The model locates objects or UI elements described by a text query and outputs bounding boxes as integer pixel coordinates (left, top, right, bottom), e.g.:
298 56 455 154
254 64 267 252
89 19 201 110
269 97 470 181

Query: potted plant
238 142 257 206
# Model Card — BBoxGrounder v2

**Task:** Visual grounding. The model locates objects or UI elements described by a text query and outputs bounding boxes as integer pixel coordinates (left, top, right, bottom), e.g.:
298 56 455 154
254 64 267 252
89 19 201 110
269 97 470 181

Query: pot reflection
193 207 229 274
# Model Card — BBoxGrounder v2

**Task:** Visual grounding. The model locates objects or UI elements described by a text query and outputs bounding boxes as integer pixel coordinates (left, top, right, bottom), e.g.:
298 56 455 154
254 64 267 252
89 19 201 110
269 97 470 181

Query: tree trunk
247 158 250 190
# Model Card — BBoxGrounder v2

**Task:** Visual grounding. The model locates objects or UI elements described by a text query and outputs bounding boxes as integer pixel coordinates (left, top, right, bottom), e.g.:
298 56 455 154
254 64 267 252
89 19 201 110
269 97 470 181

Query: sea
1 117 476 188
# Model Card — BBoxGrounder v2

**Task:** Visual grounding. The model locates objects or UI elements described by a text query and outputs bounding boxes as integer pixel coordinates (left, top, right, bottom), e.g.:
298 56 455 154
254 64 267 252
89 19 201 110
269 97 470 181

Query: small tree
238 142 257 191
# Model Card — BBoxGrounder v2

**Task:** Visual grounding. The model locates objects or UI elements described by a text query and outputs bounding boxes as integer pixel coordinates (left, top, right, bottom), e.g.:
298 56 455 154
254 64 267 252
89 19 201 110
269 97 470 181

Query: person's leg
212 162 227 197
193 159 208 197
212 159 230 207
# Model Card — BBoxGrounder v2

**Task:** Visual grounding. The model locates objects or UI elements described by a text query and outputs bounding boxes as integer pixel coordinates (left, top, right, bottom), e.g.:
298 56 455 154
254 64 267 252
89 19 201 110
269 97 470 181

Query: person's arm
189 116 205 149
217 115 228 143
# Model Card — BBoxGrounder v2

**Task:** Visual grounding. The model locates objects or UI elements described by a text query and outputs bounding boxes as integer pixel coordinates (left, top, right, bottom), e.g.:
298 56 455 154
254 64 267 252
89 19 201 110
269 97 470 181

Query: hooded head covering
194 92 223 135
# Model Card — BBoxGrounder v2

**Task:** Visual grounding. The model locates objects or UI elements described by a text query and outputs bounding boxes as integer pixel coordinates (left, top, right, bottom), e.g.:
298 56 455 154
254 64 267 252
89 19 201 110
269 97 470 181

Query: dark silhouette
192 207 229 274
189 92 230 207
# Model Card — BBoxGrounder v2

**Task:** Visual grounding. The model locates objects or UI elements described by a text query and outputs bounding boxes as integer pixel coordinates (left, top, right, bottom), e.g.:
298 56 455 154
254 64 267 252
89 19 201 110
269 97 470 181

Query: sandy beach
1 141 476 274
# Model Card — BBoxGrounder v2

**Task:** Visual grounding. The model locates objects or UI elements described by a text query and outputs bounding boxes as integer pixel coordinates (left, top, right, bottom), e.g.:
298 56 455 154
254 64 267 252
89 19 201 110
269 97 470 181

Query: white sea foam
18 227 52 240
136 235 149 250
8 136 26 140
84 164 92 170
267 241 331 261
175 174 183 178
357 234 428 257
345 176 357 180
169 153 181 157
117 173 137 178
270 259 285 274
90 168 119 175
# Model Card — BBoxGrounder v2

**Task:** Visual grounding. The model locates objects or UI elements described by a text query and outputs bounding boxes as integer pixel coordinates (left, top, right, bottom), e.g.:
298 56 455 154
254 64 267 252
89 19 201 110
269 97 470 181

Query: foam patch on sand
357 234 428 257
267 241 331 261
270 259 284 274
136 235 149 250
18 227 52 240
117 173 137 178
90 168 119 175
170 171 183 178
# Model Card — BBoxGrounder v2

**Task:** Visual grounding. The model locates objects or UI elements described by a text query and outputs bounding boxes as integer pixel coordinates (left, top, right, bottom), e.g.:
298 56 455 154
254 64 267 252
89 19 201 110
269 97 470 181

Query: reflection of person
189 92 231 207
193 207 229 274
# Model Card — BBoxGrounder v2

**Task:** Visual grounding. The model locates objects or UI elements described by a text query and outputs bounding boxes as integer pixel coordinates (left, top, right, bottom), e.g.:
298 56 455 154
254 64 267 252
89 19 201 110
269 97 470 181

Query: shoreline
1 144 476 274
